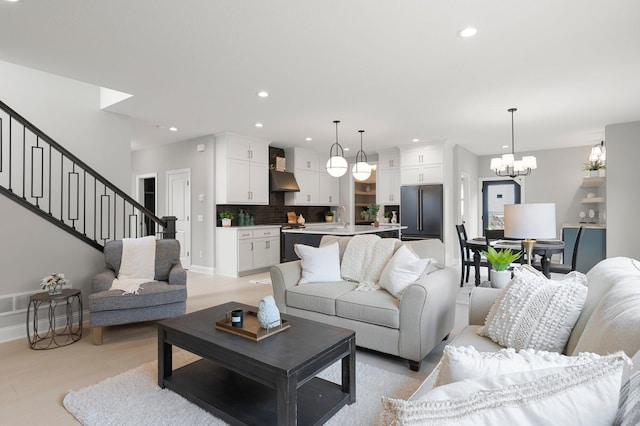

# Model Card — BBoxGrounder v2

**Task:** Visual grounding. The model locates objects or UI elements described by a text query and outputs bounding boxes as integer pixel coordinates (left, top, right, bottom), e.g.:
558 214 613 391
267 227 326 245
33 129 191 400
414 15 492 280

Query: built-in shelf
581 176 605 188
354 191 376 196
581 197 605 204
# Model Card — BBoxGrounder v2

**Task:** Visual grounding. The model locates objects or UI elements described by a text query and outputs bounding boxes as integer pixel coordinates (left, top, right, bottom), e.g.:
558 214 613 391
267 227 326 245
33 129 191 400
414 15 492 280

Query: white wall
131 135 216 272
605 120 640 259
0 60 132 340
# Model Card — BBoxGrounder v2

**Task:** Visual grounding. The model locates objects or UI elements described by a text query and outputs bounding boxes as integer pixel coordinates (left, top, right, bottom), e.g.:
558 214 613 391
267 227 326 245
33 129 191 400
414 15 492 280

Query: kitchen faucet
336 205 348 228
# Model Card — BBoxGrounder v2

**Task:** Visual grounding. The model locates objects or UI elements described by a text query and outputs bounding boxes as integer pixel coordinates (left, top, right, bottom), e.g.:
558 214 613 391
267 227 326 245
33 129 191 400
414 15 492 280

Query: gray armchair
89 239 187 345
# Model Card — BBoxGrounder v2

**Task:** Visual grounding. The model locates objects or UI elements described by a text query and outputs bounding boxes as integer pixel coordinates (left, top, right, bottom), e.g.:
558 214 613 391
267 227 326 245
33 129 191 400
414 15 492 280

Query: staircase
0 99 175 251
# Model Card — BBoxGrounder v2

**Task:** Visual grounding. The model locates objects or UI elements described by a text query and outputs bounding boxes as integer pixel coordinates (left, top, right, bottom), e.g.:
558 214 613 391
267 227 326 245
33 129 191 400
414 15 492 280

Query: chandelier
326 120 348 177
352 130 371 181
490 108 537 178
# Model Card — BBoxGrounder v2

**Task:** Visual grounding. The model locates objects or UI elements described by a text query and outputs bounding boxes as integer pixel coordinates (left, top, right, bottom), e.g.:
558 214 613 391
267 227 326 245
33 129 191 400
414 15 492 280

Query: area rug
63 352 421 426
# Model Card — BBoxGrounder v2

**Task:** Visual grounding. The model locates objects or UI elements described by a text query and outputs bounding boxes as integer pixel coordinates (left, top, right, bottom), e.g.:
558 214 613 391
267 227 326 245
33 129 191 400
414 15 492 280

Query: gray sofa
89 239 187 345
270 235 458 370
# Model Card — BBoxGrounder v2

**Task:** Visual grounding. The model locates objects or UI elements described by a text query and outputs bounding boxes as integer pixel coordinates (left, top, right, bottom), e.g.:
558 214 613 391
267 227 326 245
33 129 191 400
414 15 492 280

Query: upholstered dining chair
456 224 492 287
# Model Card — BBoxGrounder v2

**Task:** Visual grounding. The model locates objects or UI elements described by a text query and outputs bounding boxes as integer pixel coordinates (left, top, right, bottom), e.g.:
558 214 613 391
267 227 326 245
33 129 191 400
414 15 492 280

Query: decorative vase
391 211 397 224
374 219 379 227
325 216 333 222
491 270 511 289
222 218 231 227
297 214 305 225
47 281 64 295
257 295 281 329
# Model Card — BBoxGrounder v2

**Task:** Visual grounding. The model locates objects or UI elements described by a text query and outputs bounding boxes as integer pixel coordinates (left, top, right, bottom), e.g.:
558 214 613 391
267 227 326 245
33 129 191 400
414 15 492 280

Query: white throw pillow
294 242 342 285
477 265 588 352
435 345 602 387
381 352 629 426
378 245 431 300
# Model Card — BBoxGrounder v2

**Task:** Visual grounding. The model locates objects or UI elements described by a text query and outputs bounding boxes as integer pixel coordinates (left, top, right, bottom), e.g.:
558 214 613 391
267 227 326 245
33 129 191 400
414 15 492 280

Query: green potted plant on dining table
481 246 522 289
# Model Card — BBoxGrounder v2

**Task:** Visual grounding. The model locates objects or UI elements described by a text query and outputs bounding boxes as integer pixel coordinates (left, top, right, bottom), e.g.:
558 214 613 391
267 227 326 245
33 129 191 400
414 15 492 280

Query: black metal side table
26 288 83 350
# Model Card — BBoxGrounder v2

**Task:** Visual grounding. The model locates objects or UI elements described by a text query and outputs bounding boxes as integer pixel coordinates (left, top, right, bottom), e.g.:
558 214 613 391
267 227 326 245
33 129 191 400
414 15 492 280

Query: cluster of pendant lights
325 120 372 181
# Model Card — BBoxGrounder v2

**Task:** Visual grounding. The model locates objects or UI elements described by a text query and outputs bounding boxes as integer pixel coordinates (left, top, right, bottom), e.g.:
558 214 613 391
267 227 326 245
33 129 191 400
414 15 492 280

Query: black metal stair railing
0 99 175 251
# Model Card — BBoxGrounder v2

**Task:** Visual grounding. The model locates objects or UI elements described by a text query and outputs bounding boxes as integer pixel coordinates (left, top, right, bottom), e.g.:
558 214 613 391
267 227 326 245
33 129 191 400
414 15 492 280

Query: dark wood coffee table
158 301 356 425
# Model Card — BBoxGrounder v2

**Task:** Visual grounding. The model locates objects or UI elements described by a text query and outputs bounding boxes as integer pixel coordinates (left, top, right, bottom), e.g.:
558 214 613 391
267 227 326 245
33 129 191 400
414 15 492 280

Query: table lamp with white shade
504 203 557 266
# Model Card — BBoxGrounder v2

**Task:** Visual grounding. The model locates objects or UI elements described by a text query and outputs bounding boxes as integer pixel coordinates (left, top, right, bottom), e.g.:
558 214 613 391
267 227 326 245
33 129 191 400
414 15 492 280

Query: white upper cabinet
319 170 340 206
399 143 444 185
377 148 400 205
378 149 400 170
216 132 270 205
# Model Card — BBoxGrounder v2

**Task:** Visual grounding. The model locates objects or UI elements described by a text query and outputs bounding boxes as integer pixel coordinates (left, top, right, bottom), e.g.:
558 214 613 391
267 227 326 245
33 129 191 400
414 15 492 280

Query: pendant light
490 108 537 178
352 130 371 181
326 120 348 177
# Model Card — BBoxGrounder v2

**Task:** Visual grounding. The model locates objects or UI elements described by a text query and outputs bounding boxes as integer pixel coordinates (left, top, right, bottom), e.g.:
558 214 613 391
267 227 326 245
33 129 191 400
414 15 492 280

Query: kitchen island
281 223 407 262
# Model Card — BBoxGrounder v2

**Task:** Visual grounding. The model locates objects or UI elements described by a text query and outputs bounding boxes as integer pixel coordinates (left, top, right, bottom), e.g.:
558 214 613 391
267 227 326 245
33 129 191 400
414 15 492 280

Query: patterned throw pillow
477 265 588 352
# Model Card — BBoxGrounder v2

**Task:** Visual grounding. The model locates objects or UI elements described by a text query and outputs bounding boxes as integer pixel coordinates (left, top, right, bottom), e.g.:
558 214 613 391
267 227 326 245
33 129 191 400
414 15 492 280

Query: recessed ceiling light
305 137 312 142
169 127 178 132
257 91 269 98
344 148 350 152
5 0 21 3
458 27 478 38
412 138 420 143
255 122 263 128
502 145 510 149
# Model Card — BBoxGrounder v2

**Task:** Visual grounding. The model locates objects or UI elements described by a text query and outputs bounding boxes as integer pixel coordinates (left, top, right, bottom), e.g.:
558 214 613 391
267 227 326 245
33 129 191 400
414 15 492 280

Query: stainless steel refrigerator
400 184 443 240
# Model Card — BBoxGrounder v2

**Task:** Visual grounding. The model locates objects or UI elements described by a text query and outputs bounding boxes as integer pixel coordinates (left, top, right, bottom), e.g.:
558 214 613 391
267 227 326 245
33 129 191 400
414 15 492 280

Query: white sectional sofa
270 235 459 370
383 257 640 425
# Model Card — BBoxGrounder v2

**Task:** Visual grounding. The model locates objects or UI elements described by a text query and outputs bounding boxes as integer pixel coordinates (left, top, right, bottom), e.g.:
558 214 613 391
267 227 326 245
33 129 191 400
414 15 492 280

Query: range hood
269 170 300 192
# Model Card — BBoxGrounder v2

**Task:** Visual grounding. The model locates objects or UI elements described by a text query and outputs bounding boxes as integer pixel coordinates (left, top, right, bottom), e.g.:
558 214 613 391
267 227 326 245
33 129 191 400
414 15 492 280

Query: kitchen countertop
281 223 407 235
562 223 606 229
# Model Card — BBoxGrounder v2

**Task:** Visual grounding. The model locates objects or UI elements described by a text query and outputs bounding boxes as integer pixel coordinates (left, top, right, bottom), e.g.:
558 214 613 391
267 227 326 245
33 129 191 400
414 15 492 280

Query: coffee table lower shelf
163 358 350 426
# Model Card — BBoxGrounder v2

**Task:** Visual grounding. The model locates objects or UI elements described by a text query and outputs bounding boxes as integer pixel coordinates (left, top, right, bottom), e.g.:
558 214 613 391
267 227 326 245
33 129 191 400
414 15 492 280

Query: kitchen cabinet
319 170 340 205
399 144 444 185
216 226 280 277
376 149 400 205
215 133 269 205
285 148 324 206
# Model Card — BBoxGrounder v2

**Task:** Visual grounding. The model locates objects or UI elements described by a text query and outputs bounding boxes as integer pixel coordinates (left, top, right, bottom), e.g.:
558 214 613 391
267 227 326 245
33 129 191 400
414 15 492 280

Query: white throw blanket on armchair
109 236 157 295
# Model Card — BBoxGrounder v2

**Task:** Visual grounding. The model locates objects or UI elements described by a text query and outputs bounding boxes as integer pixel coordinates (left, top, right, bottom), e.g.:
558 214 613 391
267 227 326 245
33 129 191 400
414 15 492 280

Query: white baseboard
189 265 214 275
0 310 89 344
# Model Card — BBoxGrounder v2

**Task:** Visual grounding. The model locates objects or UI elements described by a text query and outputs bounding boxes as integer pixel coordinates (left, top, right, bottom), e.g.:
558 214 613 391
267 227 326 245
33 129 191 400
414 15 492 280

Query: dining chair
456 224 491 287
533 226 585 274
484 228 504 244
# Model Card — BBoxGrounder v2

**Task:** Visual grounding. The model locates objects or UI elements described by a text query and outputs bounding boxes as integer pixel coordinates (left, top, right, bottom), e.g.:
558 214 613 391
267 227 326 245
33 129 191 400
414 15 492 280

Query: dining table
465 238 565 286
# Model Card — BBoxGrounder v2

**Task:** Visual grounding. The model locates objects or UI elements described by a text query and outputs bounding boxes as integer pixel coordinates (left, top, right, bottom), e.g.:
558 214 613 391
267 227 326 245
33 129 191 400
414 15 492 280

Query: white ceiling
1 0 639 156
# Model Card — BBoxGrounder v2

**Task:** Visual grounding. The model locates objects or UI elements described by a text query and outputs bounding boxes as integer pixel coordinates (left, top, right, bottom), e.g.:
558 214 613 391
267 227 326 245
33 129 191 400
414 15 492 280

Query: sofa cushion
336 290 400 328
104 239 181 282
448 325 505 352
573 279 640 357
286 281 357 315
435 345 605 387
89 281 187 312
477 265 588 353
567 257 640 355
383 352 629 426
294 242 342 284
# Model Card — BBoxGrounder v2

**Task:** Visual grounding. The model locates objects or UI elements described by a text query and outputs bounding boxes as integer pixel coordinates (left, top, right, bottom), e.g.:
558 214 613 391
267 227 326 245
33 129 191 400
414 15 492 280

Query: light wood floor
0 270 470 424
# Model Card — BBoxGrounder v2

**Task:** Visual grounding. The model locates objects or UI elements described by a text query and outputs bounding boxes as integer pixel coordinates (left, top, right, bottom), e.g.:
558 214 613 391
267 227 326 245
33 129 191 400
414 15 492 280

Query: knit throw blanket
109 236 157 295
341 235 397 291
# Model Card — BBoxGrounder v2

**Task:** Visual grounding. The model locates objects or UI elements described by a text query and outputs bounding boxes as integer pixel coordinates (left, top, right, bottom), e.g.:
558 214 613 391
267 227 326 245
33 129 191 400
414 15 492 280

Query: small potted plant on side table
324 211 334 222
218 211 234 227
481 246 521 289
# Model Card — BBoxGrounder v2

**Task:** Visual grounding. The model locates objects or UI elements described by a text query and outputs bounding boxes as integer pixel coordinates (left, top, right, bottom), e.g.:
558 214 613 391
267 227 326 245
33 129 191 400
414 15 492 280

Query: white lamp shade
490 157 503 171
326 156 348 177
352 162 371 181
502 153 515 167
514 160 525 172
504 203 557 239
522 156 537 169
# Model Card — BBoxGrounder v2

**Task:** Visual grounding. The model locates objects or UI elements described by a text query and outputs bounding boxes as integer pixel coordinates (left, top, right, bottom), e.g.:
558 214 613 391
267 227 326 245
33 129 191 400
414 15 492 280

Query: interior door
167 169 191 269
482 180 521 233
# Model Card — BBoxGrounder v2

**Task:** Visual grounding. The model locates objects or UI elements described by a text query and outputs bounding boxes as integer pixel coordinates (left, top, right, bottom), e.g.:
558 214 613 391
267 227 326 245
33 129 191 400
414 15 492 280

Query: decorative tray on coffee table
215 310 290 341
